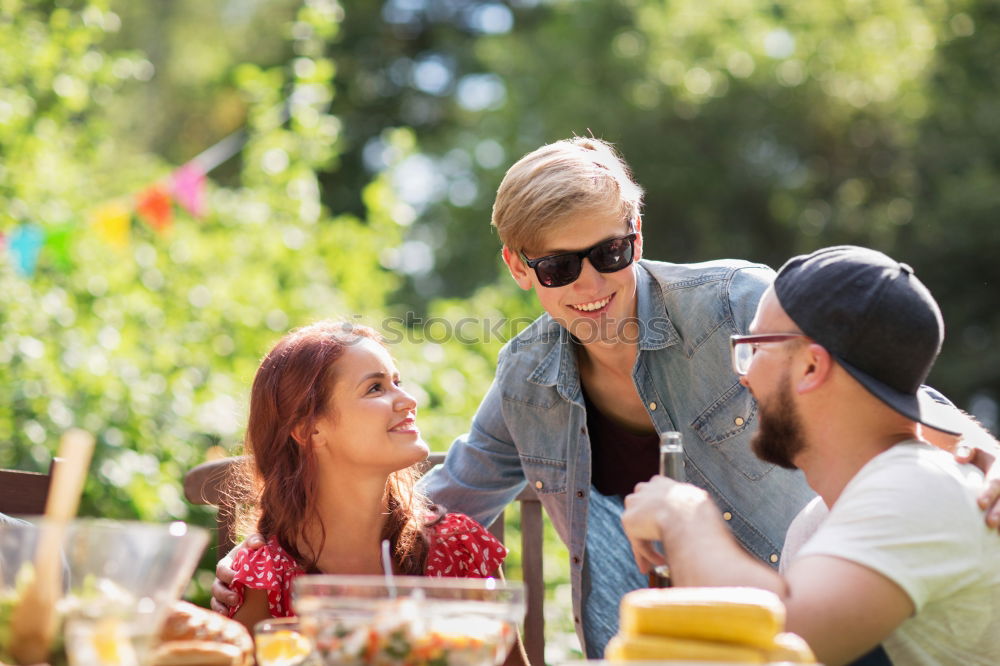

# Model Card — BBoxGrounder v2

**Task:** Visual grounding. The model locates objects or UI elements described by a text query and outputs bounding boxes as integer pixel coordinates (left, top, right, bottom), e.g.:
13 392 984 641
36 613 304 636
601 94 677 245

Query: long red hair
228 320 431 573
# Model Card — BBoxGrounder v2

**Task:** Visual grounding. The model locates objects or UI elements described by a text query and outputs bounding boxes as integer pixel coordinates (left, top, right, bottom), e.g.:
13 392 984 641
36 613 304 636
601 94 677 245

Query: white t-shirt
797 441 1000 665
780 494 827 574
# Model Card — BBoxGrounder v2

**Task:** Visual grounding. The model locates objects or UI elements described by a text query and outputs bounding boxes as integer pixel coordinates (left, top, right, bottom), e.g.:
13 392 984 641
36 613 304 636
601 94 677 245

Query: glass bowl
254 616 316 666
293 575 526 666
559 662 813 666
0 518 208 665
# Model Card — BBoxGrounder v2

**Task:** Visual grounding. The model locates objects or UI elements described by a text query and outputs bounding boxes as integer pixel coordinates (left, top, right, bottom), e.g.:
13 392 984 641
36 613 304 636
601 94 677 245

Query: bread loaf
154 601 253 666
619 586 785 649
606 586 817 663
150 640 244 666
765 632 817 663
606 633 765 663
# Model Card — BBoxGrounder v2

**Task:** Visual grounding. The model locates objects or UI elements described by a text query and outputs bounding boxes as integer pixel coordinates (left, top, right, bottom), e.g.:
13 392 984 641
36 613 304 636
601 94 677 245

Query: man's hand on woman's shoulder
210 534 265 615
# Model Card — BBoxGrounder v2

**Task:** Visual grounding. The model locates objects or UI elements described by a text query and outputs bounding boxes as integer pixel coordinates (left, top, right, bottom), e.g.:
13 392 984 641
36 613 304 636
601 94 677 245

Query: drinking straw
381 538 397 599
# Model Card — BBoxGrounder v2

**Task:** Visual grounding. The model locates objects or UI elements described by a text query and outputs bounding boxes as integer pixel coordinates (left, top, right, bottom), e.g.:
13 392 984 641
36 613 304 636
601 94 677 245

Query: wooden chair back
0 458 61 516
183 453 546 666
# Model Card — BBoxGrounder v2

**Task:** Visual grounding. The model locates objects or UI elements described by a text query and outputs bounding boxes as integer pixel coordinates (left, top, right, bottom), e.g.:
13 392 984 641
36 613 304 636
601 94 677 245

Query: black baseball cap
773 245 961 435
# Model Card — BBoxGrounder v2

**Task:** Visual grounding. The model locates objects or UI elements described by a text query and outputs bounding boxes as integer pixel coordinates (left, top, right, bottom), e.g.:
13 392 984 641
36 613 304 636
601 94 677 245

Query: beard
751 378 807 470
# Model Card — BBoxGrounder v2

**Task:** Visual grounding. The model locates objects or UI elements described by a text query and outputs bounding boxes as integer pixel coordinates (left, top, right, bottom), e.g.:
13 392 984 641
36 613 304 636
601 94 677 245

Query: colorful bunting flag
46 224 76 270
135 184 173 232
90 201 131 249
8 224 45 277
171 163 207 218
0 123 243 279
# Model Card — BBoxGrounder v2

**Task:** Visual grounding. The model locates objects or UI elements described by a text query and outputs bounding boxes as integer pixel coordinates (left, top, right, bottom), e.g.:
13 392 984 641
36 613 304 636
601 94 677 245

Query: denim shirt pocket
519 455 568 495
690 382 774 481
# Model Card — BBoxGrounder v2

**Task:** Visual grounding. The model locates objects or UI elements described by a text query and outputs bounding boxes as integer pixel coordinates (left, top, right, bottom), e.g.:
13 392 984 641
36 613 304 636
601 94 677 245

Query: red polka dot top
227 512 507 618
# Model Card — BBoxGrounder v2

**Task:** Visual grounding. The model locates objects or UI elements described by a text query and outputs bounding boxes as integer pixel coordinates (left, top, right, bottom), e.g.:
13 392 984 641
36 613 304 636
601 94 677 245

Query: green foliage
0 0 407 536
305 0 1000 416
0 0 552 615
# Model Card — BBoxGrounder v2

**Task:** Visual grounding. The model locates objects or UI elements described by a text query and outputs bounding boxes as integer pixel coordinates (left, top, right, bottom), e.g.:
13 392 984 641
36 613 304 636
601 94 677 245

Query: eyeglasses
519 228 638 288
730 333 809 376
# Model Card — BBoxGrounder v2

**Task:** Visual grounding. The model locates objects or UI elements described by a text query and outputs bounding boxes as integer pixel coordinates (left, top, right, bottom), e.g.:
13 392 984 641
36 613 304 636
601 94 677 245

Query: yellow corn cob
765 632 817 663
619 586 785 650
605 633 766 663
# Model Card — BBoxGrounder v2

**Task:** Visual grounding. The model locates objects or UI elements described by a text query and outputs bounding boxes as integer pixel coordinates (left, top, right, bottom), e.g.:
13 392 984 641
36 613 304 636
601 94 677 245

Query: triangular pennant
8 224 45 277
135 183 173 232
46 224 76 271
171 163 207 218
90 201 132 249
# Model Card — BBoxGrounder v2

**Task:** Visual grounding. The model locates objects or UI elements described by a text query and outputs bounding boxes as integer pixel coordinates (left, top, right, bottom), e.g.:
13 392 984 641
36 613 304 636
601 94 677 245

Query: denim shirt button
734 416 745 426
769 553 779 563
723 511 733 521
576 490 584 498
648 401 657 410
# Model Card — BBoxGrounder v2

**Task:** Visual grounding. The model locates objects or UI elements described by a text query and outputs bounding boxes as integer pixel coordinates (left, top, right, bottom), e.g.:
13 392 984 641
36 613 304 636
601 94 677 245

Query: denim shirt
420 259 815 656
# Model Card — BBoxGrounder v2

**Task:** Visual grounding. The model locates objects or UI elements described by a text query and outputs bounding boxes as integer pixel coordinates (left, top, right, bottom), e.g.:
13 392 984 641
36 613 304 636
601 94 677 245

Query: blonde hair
491 137 644 253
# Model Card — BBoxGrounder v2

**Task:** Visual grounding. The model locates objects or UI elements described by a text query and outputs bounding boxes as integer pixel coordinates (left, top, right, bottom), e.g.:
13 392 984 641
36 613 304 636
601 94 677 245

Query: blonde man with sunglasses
420 137 816 657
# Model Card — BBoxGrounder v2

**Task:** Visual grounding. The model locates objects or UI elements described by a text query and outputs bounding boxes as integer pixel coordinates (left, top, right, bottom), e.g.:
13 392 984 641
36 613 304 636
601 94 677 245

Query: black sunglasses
519 231 638 288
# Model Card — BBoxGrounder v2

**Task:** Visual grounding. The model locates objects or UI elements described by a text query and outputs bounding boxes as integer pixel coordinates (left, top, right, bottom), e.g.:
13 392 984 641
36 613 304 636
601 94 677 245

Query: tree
0 0 399 527
305 0 1000 419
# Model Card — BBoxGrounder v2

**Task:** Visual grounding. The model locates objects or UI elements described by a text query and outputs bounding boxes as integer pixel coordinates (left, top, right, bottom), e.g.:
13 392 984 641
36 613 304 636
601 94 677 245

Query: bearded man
622 246 1000 666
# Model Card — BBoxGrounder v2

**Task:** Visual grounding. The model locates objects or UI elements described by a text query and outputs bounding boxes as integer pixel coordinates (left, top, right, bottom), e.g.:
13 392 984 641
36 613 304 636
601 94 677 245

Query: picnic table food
605 586 816 663
3 589 249 666
152 601 254 666
0 519 208 666
254 627 312 666
293 575 524 666
305 598 511 666
9 429 94 665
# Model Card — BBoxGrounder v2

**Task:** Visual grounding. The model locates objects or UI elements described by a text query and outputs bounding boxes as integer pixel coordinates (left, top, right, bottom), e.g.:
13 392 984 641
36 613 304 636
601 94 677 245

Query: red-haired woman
224 321 506 628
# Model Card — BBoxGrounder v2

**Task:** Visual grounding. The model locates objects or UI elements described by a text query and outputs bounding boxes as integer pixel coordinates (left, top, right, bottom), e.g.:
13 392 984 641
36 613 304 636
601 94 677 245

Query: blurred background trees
2 0 999 658
98 0 1000 410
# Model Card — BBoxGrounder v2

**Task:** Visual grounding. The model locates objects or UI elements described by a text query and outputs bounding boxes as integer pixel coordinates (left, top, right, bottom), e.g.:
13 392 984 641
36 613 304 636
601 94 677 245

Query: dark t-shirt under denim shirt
583 388 659 497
